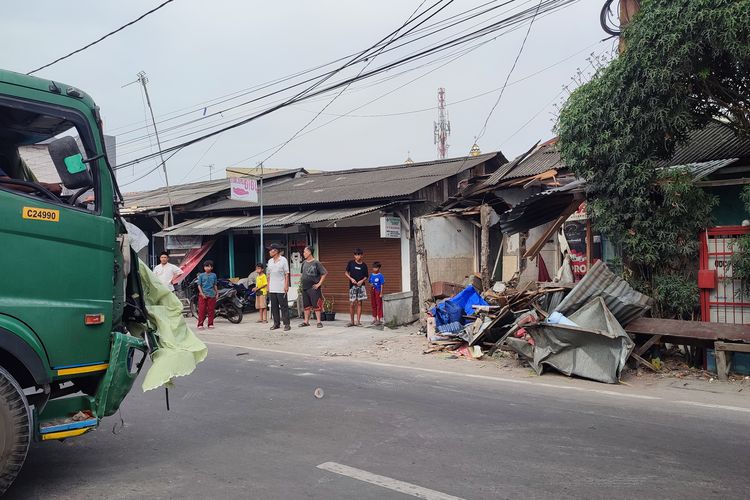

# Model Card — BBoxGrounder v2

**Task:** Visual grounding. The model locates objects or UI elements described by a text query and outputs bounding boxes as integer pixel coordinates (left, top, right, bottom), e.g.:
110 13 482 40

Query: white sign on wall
230 177 259 202
380 216 401 238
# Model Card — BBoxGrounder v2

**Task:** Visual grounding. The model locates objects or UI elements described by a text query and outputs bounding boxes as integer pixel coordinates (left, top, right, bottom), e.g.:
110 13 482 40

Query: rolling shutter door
318 227 402 314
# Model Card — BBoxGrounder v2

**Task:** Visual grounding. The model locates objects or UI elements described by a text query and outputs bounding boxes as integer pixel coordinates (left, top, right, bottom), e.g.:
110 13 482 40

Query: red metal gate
699 226 750 323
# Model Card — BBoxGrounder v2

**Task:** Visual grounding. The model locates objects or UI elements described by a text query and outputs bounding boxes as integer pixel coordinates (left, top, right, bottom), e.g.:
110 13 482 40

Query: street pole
259 161 264 262
138 71 175 226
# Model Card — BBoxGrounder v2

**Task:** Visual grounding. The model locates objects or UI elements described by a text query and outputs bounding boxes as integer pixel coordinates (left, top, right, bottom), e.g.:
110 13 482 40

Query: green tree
557 0 749 318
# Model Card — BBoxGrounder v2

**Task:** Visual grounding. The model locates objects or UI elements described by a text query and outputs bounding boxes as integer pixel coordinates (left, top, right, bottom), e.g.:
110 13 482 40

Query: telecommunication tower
433 87 451 159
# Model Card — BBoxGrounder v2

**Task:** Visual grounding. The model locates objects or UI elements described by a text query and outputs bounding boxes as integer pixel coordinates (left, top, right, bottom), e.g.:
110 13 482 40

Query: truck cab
0 69 148 494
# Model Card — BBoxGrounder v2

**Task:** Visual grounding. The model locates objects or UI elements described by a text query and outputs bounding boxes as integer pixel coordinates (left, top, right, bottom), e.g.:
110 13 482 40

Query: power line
116 0 577 171
475 0 543 143
112 0 525 142
27 0 175 75
108 0 508 135
259 0 452 165
114 0 549 157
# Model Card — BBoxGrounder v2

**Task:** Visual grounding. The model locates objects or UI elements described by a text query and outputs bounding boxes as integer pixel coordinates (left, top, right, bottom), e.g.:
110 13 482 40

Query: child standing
197 260 218 330
368 261 385 326
252 263 268 323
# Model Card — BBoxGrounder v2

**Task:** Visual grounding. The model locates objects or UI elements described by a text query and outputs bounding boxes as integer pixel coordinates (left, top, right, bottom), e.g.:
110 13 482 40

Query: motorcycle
218 278 256 313
188 278 244 324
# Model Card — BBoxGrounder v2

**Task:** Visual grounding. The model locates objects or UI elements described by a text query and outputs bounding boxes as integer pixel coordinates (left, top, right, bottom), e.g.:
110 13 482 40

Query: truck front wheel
0 366 30 495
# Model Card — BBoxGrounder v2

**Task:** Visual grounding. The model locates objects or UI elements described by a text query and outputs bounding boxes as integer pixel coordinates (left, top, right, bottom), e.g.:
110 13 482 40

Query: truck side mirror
48 136 94 189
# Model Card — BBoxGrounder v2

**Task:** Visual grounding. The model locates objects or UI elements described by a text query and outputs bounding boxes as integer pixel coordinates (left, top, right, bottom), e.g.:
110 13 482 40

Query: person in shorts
368 261 385 325
251 263 268 323
299 246 327 328
345 248 368 327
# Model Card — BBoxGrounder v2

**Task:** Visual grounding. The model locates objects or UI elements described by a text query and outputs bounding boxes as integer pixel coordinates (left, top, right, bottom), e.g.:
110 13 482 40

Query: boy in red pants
368 262 385 326
197 260 218 330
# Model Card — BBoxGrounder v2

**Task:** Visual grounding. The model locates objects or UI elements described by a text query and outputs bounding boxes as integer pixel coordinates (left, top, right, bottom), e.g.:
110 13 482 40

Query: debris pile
424 261 653 383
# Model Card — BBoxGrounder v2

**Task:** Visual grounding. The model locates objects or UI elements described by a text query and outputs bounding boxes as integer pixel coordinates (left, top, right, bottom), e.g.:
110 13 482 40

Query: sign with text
230 177 258 203
380 216 401 238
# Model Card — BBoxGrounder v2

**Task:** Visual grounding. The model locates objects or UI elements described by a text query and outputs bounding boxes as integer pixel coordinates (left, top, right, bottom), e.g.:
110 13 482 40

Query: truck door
0 105 115 372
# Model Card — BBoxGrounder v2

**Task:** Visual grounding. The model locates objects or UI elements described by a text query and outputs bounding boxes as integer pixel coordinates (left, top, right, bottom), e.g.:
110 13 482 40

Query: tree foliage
557 0 750 318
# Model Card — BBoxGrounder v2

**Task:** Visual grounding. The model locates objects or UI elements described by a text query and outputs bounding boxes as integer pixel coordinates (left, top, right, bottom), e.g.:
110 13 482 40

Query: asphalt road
8 344 750 499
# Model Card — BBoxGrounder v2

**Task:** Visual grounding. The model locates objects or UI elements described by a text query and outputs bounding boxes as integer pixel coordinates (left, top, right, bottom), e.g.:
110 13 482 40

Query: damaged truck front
0 68 152 493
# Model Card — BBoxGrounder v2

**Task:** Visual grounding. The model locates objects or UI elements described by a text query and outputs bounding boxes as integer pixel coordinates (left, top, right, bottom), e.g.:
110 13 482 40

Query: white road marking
204 341 750 414
317 462 464 500
675 401 750 414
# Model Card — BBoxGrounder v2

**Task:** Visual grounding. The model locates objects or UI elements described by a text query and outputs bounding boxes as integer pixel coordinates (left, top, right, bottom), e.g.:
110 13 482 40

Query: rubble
423 262 652 384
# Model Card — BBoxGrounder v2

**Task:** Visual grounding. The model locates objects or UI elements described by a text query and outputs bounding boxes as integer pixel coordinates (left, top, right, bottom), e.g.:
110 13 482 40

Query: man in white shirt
153 251 184 292
266 243 291 331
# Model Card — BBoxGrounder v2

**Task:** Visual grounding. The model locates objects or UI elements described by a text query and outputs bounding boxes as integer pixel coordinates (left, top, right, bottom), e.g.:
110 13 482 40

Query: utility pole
204 164 215 180
137 71 175 226
433 87 451 159
258 161 264 262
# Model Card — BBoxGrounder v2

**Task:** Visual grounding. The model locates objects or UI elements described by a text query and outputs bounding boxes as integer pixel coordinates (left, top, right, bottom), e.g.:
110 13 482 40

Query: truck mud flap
94 332 148 418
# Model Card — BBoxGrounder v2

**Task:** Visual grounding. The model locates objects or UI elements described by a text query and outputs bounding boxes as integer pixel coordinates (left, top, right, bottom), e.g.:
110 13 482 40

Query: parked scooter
188 278 244 323
218 278 256 313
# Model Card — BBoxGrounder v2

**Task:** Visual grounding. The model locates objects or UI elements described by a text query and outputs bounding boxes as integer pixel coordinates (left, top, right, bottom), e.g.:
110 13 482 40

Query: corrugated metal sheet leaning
523 297 635 384
555 260 653 327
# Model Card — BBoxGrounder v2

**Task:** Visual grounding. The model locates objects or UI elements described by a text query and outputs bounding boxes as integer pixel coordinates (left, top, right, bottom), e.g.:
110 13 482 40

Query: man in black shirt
345 248 368 327
299 246 327 328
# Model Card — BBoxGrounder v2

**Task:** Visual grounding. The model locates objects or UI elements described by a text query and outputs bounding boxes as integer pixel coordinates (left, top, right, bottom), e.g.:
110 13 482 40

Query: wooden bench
624 317 750 375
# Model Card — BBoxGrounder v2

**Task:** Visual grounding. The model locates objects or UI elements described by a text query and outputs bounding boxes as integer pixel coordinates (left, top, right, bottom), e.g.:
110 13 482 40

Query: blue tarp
431 286 488 327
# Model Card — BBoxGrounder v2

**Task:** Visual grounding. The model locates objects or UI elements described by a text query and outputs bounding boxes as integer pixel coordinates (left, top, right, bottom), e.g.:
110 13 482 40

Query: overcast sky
2 0 612 192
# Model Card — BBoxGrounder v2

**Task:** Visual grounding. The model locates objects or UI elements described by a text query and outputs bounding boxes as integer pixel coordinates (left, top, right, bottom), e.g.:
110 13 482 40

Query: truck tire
0 366 30 495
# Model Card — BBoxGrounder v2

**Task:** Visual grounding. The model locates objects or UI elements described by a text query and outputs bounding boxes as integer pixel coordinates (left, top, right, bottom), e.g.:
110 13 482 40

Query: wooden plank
630 352 659 372
715 341 750 353
480 204 491 291
522 200 579 260
414 218 433 327
715 349 730 381
635 334 663 357
625 317 750 343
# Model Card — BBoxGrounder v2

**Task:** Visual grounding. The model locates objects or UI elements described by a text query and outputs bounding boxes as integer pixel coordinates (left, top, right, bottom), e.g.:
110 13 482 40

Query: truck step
39 416 98 441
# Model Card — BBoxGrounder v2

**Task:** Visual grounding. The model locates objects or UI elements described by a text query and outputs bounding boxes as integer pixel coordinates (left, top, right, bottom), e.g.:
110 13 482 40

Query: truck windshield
0 101 100 211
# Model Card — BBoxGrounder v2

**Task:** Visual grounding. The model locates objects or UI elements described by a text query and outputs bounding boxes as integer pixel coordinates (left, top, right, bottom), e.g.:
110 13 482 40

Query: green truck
0 69 152 493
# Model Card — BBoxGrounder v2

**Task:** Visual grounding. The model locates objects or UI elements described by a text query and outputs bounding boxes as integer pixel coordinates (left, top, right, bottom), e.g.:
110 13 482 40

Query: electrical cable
258 0 452 165
28 0 175 75
116 0 576 170
113 0 524 140
115 0 547 156
475 0 543 143
108 0 507 134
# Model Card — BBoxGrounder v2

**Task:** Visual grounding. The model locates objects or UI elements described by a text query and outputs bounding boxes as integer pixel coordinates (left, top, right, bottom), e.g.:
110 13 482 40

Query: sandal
346 322 355 327
317 323 323 328
299 322 310 327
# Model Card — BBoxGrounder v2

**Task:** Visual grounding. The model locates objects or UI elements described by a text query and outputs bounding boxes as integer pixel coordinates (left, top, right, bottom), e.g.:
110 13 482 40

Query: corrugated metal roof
484 139 563 187
154 204 389 237
193 153 501 212
666 158 739 180
660 122 750 166
496 180 584 234
121 168 306 214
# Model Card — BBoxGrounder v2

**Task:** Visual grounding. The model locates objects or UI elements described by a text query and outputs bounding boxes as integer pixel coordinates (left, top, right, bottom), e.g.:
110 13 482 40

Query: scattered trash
314 388 325 399
236 352 249 357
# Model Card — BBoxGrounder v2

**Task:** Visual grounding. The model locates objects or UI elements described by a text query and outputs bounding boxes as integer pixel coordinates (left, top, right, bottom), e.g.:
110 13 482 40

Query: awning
497 180 584 234
154 204 390 237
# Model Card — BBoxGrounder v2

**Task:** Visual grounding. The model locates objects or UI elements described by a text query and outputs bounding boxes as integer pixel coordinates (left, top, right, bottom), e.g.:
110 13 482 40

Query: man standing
299 246 327 328
153 251 183 292
267 243 291 331
345 248 368 327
